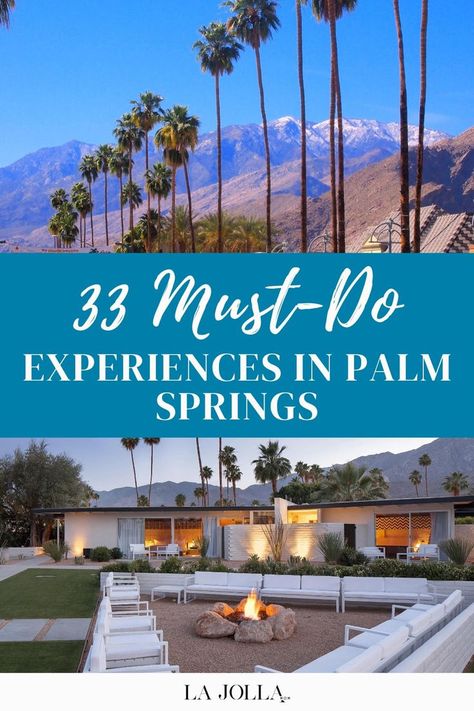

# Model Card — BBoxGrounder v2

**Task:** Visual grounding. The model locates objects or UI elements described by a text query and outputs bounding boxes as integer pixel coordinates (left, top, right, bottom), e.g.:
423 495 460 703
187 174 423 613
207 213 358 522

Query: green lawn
0 569 99 618
0 641 84 673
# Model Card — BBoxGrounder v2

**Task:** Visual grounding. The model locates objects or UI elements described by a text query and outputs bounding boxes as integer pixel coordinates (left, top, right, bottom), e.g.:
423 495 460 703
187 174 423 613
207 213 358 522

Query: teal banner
0 254 471 436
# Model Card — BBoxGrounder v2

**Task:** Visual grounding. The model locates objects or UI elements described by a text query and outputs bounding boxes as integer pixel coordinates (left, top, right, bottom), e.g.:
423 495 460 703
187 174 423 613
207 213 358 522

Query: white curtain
431 512 449 560
118 518 145 557
204 518 219 558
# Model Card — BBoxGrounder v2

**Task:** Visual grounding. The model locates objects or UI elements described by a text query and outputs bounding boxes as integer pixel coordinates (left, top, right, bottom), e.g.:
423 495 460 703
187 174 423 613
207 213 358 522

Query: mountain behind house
95 438 474 507
0 117 448 247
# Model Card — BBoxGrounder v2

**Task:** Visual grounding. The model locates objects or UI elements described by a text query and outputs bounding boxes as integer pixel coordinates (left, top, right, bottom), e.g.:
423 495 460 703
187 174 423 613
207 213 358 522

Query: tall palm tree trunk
104 171 109 246
171 168 177 253
148 444 154 506
145 132 151 252
88 180 94 247
83 215 87 248
218 437 223 502
157 195 162 251
393 0 411 252
79 215 83 248
195 438 205 504
424 466 429 496
128 142 134 232
414 0 428 253
233 480 237 507
296 0 308 253
215 74 224 253
254 45 272 252
183 159 196 253
119 174 124 245
130 451 139 504
329 9 346 253
328 1 338 253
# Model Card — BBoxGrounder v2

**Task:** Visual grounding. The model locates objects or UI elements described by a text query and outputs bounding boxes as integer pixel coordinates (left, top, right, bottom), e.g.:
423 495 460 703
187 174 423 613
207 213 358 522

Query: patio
148 598 390 673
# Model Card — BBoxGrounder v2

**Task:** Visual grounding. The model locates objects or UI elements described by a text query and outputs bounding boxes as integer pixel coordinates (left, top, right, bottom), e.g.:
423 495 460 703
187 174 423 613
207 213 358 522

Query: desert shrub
456 517 474 525
109 547 123 560
439 538 474 565
262 522 288 562
238 555 267 574
339 548 369 567
74 556 85 566
286 557 318 576
130 558 154 573
43 541 66 563
159 556 183 573
184 558 229 573
90 546 111 562
317 532 344 564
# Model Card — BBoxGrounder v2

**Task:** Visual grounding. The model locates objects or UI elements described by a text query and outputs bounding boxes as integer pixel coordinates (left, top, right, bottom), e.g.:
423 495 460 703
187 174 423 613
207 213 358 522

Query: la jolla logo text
23 266 451 424
184 683 290 703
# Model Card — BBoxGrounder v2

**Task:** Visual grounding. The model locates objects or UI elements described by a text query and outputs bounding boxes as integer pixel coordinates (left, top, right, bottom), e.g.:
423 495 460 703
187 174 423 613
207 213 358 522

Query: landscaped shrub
439 538 474 565
238 554 266 574
74 556 85 566
90 546 111 562
101 562 131 573
456 516 474 525
184 559 230 573
43 541 66 563
129 559 154 573
339 547 369 567
286 556 318 576
159 556 183 573
109 547 123 560
196 536 210 558
317 532 344 564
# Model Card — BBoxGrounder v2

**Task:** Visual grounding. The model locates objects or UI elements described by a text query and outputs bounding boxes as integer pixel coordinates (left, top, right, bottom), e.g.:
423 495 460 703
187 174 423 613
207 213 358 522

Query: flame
243 589 262 621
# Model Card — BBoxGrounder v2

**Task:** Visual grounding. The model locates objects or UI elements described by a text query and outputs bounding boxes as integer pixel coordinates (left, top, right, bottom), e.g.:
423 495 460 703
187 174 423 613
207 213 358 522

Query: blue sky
0 438 434 491
0 0 472 166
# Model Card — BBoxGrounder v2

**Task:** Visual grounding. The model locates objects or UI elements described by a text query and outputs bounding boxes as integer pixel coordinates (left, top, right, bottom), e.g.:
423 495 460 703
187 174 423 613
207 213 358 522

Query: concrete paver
43 618 91 641
0 619 49 642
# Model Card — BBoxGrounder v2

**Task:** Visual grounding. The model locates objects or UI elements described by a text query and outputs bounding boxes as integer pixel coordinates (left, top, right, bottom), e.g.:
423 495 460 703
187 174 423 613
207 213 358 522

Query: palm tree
143 438 160 506
296 0 308 252
195 438 205 500
58 207 79 249
121 181 143 235
137 210 159 251
194 486 206 506
114 113 144 231
225 0 280 252
414 0 429 253
317 463 388 501
228 465 242 505
50 189 68 211
218 437 223 502
95 144 114 246
71 182 90 248
219 445 237 500
175 493 186 507
295 461 310 483
155 106 200 252
313 0 357 253
228 216 267 252
253 440 291 495
79 154 98 246
146 163 172 250
442 472 469 497
418 453 432 496
308 463 324 485
48 213 61 249
409 469 422 497
137 494 149 507
0 1 15 28
194 22 242 253
393 0 411 252
131 92 164 251
109 148 130 244
121 438 140 504
202 465 213 506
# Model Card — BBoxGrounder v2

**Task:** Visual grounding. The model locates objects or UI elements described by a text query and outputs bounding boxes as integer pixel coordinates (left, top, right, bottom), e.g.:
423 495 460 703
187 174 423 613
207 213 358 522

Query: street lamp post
367 218 402 253
308 230 332 253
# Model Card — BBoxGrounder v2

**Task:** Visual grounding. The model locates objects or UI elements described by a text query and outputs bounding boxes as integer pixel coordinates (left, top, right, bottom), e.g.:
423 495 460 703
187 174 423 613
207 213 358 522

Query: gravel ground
150 598 391 673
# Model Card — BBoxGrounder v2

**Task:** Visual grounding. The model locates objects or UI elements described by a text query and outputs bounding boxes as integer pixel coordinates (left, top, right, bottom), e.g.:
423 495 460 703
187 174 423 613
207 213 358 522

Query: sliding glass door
375 511 449 558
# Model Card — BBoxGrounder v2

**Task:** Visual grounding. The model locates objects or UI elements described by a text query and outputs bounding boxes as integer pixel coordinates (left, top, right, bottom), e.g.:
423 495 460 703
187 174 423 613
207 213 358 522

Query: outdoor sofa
341 576 435 612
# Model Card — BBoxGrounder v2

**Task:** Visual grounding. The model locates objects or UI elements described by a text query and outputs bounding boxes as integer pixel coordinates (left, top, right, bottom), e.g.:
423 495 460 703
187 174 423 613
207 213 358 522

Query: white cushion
335 645 382 673
108 589 139 600
378 626 409 658
343 577 385 593
89 634 107 672
227 573 262 587
295 646 363 673
261 588 307 596
263 575 301 590
301 576 340 592
105 633 161 661
194 571 228 586
109 617 153 633
384 577 428 594
186 585 230 593
406 611 435 637
443 590 463 613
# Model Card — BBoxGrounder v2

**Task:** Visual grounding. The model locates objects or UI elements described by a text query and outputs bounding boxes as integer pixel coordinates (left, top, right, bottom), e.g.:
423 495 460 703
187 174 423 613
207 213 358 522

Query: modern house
35 494 474 561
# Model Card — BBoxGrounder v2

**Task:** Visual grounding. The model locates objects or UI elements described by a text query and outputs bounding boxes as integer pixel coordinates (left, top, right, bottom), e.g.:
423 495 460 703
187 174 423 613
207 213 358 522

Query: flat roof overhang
33 505 274 516
289 495 474 511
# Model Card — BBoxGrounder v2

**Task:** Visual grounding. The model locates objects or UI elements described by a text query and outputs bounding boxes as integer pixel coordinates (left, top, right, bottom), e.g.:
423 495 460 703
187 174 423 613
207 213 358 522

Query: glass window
145 518 171 547
175 518 202 554
253 512 275 525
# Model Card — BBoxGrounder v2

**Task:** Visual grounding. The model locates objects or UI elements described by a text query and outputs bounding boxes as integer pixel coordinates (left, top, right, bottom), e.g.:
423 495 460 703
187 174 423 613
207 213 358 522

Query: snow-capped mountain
0 117 449 243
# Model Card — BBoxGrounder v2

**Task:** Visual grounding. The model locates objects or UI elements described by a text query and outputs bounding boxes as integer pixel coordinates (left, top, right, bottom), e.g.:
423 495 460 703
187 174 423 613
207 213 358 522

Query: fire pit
195 590 296 643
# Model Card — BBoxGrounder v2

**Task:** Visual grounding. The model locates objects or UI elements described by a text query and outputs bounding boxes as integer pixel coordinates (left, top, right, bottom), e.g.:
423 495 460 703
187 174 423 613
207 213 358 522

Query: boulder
195 611 237 638
269 608 297 641
212 602 235 618
234 619 274 644
265 604 285 617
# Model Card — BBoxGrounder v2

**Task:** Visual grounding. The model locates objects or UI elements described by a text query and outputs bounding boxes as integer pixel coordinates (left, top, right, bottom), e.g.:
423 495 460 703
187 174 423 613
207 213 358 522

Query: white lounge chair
104 574 144 611
130 543 151 560
397 544 440 562
87 634 177 673
98 599 156 634
159 543 181 558
102 628 168 667
359 546 386 560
